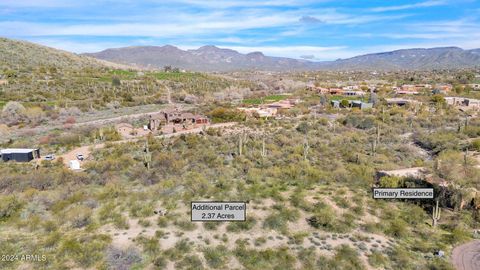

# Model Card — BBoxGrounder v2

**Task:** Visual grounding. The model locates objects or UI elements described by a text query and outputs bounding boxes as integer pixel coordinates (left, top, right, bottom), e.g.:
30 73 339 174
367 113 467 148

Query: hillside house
435 84 453 92
385 98 421 107
445 97 480 109
343 91 366 97
469 84 480 90
396 89 420 95
351 101 373 109
148 109 209 131
1 148 40 162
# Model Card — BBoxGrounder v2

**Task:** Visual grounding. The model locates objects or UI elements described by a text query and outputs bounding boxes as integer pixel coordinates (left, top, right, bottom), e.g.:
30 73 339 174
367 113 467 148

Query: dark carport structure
0 148 40 162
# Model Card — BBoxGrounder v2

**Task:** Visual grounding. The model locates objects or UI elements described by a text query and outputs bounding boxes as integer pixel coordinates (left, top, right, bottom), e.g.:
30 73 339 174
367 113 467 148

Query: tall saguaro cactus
143 140 152 170
432 199 441 227
375 124 381 145
238 133 243 156
261 137 267 158
303 137 309 162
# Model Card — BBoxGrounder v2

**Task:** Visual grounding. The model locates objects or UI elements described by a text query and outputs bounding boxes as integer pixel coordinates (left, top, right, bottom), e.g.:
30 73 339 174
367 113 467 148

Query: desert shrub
174 220 197 231
414 131 463 154
175 255 204 270
157 216 169 227
426 258 455 270
385 218 409 238
379 176 404 188
307 207 336 231
291 232 309 244
57 235 110 267
332 244 366 269
368 251 388 268
0 195 22 221
389 246 415 269
208 107 246 123
203 221 220 230
202 245 229 269
342 115 375 129
234 246 295 270
165 239 191 260
152 255 167 269
226 217 256 232
1 101 26 125
447 227 470 244
254 237 267 246
136 236 160 255
66 205 92 228
470 139 480 151
105 246 142 270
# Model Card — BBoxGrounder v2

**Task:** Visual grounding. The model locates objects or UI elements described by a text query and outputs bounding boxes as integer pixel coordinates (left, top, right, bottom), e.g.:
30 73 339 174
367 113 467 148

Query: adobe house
0 148 40 162
148 109 209 131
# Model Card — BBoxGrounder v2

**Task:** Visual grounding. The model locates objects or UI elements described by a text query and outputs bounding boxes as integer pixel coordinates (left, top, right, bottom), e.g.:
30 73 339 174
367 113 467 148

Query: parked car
44 154 55 161
76 154 84 161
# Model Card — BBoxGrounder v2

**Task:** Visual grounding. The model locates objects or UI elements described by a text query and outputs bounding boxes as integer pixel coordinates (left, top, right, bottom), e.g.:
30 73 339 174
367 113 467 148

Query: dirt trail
452 240 480 270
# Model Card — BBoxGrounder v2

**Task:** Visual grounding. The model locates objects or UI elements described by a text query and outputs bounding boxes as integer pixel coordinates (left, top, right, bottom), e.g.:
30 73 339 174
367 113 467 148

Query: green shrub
202 245 229 269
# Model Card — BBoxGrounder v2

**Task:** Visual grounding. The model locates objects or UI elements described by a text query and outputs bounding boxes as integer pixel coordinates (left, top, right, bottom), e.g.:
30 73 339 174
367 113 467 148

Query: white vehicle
44 154 55 161
76 154 84 161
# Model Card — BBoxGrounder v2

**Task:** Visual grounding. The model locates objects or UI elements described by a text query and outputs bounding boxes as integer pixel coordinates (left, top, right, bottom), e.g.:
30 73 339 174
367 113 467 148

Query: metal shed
0 148 40 162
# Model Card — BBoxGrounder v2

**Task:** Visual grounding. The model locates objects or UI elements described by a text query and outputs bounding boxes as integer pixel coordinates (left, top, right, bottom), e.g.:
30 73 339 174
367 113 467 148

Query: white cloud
370 0 447 12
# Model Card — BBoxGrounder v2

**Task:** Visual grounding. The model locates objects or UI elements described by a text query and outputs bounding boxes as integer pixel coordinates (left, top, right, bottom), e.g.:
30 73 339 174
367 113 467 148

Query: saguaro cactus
432 199 441 227
261 137 267 158
143 140 152 170
375 124 381 145
238 133 243 156
303 137 309 161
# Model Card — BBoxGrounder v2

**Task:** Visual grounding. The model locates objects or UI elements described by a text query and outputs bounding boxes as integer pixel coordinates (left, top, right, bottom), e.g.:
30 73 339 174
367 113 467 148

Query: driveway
452 240 480 270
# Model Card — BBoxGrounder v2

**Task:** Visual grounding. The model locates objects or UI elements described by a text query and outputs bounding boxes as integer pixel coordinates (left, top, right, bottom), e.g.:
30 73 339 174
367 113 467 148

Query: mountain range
84 45 480 71
1 37 480 72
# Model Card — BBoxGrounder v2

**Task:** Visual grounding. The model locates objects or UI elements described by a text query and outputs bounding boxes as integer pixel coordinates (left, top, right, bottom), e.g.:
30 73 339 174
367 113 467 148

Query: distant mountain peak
83 44 480 71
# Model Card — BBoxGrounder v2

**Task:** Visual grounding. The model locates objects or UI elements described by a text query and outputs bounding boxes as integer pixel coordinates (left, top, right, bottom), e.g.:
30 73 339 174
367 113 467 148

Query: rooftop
0 148 39 154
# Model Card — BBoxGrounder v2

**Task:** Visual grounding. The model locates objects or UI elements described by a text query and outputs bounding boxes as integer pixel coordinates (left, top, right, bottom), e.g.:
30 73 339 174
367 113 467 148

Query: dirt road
452 240 480 270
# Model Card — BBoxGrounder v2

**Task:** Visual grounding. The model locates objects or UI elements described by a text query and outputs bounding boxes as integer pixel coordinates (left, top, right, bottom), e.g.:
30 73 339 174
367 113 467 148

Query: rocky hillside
0 38 127 71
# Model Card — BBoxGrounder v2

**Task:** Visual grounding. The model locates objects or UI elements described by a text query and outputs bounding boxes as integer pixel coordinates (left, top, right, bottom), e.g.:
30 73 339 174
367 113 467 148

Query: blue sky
0 0 479 60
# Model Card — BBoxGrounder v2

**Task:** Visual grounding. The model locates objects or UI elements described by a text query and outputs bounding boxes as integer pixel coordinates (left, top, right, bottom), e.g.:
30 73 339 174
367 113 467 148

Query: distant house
330 100 340 108
468 84 480 90
385 98 421 107
343 91 366 97
343 85 359 90
0 148 40 162
351 101 373 109
330 100 372 109
328 88 344 95
148 109 209 131
435 84 453 92
445 97 480 109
